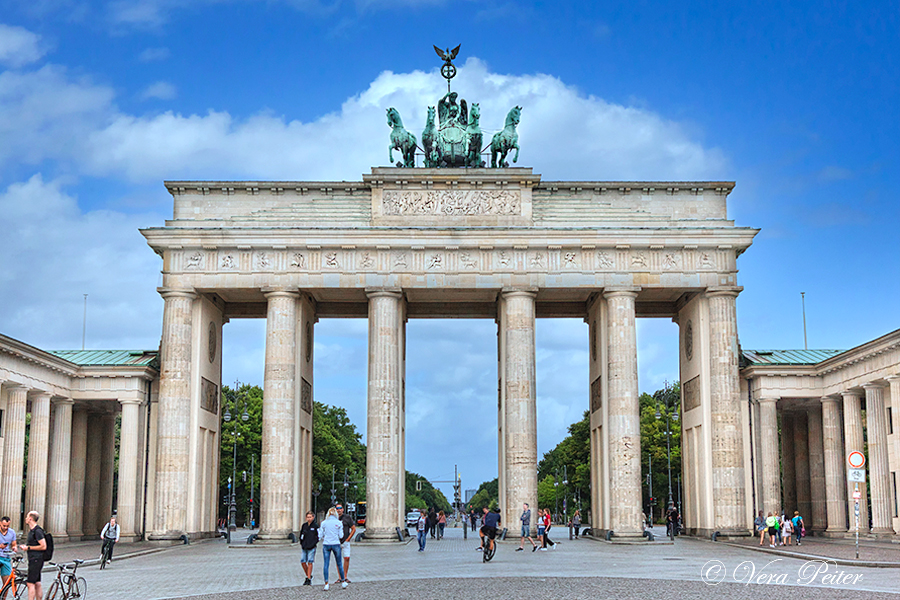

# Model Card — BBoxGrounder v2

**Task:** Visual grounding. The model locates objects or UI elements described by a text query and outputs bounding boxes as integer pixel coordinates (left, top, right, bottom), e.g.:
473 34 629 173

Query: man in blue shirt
478 508 501 555
0 516 17 584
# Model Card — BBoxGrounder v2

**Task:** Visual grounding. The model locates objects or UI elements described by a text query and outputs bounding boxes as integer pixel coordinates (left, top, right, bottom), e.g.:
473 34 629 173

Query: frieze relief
382 189 521 216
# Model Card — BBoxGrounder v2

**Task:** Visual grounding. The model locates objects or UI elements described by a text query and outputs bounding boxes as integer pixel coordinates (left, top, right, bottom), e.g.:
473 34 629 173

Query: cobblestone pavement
51 527 900 599
726 535 900 564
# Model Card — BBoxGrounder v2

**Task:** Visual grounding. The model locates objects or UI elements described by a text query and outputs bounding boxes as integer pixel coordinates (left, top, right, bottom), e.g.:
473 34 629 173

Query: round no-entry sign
848 451 866 469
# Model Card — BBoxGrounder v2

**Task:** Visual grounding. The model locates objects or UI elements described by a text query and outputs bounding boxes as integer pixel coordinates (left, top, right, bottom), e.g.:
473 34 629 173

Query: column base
254 530 295 545
700 527 752 540
360 527 405 543
148 530 189 543
869 527 895 538
822 529 850 538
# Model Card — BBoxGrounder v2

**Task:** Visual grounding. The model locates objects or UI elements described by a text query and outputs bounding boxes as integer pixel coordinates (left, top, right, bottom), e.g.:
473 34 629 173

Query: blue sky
1 1 897 499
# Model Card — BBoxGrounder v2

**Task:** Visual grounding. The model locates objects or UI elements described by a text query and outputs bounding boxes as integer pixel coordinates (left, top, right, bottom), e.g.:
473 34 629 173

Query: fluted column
706 289 747 534
117 399 142 539
793 411 811 521
151 289 196 540
364 290 405 540
604 289 642 537
781 412 796 514
807 406 827 532
1 386 28 529
23 392 51 519
67 409 88 539
757 398 782 515
498 290 538 529
97 414 117 530
258 290 299 542
83 415 102 536
864 383 893 534
46 398 74 541
821 397 846 533
842 391 868 532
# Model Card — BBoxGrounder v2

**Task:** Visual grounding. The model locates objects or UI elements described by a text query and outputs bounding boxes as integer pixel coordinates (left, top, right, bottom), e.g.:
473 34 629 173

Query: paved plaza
50 527 900 599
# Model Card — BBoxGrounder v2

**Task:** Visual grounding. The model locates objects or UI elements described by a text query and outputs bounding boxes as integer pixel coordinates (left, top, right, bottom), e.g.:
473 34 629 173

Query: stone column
67 409 88 539
706 289 747 534
97 413 117 530
83 415 103 536
842 391 868 532
781 412 796 514
151 289 196 540
793 411 811 521
757 398 782 515
364 290 405 540
604 289 642 537
1 385 28 529
807 406 827 532
117 399 142 540
499 290 538 529
864 383 893 535
821 397 847 533
46 398 74 540
24 392 51 519
258 290 299 542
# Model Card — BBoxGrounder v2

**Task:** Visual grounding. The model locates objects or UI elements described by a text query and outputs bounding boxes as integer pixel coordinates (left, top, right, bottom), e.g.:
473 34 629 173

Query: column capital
30 390 52 400
862 381 887 391
757 397 779 404
500 287 538 299
158 287 197 300
118 398 143 407
820 395 841 404
885 374 900 383
602 287 640 299
705 286 743 298
840 390 862 399
365 288 403 299
262 288 300 299
51 397 74 406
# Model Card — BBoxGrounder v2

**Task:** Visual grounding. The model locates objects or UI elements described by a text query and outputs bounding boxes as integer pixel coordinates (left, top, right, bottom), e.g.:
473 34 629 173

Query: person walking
416 510 427 551
299 511 319 586
755 511 766 546
516 503 537 552
470 508 477 532
541 509 556 550
320 508 346 590
99 516 119 564
335 503 356 585
437 511 446 540
572 510 581 539
792 511 805 546
0 516 17 587
765 512 778 548
427 507 437 539
22 512 46 600
536 509 546 549
781 513 793 546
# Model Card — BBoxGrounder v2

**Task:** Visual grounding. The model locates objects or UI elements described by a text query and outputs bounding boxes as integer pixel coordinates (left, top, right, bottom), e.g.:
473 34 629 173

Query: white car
406 511 422 528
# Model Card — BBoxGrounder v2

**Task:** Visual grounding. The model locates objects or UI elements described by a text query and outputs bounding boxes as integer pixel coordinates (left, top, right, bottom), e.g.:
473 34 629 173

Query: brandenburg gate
141 166 758 542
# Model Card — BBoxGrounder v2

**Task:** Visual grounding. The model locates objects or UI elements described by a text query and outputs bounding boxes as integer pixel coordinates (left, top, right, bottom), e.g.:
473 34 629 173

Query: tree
219 384 263 525
537 410 590 519
405 471 451 513
641 383 682 523
468 478 498 511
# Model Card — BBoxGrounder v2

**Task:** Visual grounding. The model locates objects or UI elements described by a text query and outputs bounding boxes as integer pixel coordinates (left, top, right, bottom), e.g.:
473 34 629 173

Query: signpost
847 452 866 559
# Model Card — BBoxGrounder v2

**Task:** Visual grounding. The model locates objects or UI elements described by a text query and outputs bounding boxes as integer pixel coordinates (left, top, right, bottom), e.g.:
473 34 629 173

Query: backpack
43 531 54 561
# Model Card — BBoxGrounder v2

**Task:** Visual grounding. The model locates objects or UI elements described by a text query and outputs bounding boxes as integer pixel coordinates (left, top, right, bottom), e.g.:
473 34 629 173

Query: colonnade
756 376 899 536
0 383 145 541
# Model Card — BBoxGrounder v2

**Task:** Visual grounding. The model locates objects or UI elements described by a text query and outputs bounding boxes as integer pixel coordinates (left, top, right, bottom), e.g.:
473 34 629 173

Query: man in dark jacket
299 511 319 586
427 508 437 538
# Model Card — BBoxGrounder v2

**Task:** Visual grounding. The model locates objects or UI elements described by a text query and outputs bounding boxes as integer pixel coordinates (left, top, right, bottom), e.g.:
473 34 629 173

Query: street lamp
654 380 680 508
224 380 250 539
554 468 559 521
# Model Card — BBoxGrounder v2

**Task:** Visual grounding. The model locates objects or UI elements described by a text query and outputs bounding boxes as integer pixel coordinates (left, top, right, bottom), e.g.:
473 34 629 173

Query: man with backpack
100 516 120 564
22 511 48 600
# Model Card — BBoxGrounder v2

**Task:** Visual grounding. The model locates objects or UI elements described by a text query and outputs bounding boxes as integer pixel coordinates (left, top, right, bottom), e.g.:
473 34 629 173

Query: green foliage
641 383 682 523
405 471 451 513
312 401 367 509
537 410 590 518
467 478 499 511
218 384 263 524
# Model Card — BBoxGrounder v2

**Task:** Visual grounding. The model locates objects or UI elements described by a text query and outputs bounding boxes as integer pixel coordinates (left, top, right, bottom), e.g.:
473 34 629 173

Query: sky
1 1 898 501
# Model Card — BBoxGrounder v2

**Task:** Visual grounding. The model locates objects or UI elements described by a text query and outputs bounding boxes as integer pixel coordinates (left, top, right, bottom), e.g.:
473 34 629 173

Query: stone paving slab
724 536 900 566
55 528 900 600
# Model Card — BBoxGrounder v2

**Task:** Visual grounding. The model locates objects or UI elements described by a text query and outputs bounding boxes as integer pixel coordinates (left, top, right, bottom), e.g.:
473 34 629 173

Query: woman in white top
320 508 347 590
781 514 793 546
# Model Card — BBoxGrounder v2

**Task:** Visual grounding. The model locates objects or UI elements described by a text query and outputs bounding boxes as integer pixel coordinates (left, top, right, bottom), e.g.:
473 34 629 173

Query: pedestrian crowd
755 509 806 548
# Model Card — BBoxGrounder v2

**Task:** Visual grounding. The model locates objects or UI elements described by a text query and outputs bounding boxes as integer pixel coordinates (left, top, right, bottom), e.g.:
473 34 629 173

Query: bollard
568 524 573 540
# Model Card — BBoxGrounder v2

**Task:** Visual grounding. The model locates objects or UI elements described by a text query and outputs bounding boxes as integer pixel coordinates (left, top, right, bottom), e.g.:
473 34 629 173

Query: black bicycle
481 532 496 563
45 560 86 600
0 555 27 600
99 540 114 570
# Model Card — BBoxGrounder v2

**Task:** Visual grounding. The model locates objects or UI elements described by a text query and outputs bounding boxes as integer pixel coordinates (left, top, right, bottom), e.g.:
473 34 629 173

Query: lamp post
654 380 679 508
554 468 559 521
312 483 322 518
224 380 250 540
562 465 569 519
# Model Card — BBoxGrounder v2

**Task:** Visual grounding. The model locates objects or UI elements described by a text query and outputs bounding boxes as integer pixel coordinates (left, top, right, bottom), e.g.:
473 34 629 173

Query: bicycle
45 560 86 600
481 532 496 563
99 540 114 570
0 555 27 600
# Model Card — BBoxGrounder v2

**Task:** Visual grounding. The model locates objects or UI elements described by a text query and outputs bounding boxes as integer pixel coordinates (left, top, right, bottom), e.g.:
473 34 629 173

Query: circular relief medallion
684 320 694 362
208 321 217 363
305 321 312 363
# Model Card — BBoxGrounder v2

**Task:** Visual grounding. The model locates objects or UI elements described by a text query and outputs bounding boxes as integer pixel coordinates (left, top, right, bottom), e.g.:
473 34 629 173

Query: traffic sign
848 451 865 469
853 489 862 500
848 468 866 483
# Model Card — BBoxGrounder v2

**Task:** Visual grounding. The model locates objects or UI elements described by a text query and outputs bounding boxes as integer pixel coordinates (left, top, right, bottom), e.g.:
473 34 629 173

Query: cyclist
99 516 120 564
0 516 17 588
478 508 501 555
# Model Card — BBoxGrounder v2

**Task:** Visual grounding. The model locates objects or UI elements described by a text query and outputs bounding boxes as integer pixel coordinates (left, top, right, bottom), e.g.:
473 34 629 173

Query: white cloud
138 46 171 62
0 24 46 67
0 174 165 350
140 80 177 100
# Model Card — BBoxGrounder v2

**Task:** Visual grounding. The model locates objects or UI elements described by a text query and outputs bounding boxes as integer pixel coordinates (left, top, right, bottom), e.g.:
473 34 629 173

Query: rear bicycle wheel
69 576 87 599
44 580 60 600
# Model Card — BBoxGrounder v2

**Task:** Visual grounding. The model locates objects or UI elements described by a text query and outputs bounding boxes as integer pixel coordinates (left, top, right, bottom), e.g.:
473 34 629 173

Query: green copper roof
49 349 159 368
741 349 845 367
